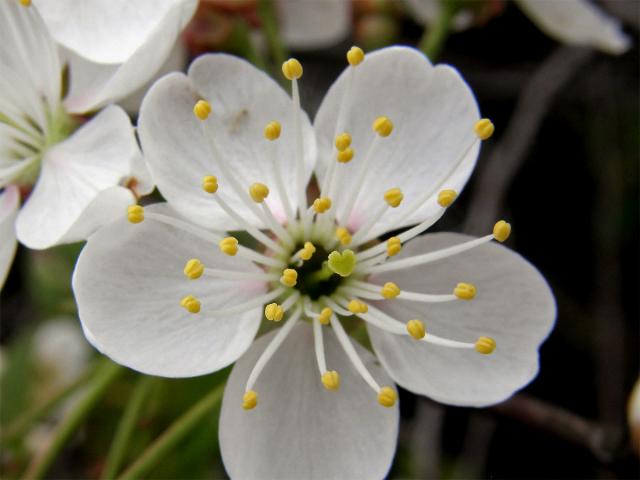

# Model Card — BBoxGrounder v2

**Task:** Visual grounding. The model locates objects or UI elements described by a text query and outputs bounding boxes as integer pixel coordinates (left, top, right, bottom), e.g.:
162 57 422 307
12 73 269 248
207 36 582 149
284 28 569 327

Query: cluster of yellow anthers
126 45 506 411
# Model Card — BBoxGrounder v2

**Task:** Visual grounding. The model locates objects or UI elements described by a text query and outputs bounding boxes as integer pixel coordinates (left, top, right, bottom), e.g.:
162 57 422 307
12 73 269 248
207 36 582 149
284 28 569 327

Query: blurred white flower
32 317 91 389
279 0 351 50
73 46 556 478
0 0 196 289
407 0 630 55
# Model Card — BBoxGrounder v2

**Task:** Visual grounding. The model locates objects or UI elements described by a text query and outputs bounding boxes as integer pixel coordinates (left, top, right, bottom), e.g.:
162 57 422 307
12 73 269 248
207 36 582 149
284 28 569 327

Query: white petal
220 322 398 480
35 0 197 64
368 232 556 407
0 186 20 289
515 0 630 54
314 47 480 235
60 1 197 113
0 0 62 123
72 203 268 377
279 0 351 50
138 54 316 230
15 106 138 249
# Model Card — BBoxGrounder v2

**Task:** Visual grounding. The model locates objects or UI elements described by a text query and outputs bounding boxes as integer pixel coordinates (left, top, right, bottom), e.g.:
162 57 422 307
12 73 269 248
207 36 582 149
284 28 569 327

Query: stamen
321 371 341 391
206 182 285 254
202 175 218 193
281 59 303 80
335 133 352 152
249 183 269 203
475 336 497 354
346 46 365 66
336 147 354 163
438 189 457 207
453 282 477 300
386 237 401 257
280 268 298 287
350 188 404 246
493 220 511 242
406 319 426 340
338 117 393 226
381 282 400 299
336 227 352 246
297 241 316 261
377 386 397 408
127 205 144 224
318 307 333 325
19 0 32 6
264 120 295 226
144 212 285 268
183 259 204 279
193 100 212 120
242 390 258 410
320 296 354 317
264 303 284 322
362 230 502 275
245 306 302 400
346 281 462 303
474 118 495 140
180 295 201 314
383 188 404 208
219 237 239 256
347 299 368 314
312 197 332 214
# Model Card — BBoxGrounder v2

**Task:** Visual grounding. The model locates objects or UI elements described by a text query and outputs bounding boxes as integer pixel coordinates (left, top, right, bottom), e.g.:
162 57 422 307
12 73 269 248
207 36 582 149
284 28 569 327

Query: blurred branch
101 375 155 480
22 360 123 480
463 46 593 234
116 382 225 480
258 0 288 84
491 394 628 464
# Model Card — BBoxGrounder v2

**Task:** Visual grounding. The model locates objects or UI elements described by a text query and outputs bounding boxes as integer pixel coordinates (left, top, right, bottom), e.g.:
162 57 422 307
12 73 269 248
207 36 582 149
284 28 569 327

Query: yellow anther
299 241 316 261
318 307 333 325
373 116 393 137
127 205 144 224
280 268 298 287
380 282 400 299
335 226 352 246
347 299 368 314
384 188 404 208
312 197 332 214
193 100 212 120
219 237 239 256
475 336 496 355
493 220 511 242
386 236 402 257
377 386 397 407
454 282 476 300
336 147 354 163
321 370 341 391
264 303 284 322
183 259 204 280
438 189 457 207
474 118 494 140
249 183 269 203
406 319 426 340
282 58 303 80
202 175 218 194
180 295 201 314
335 133 352 152
264 121 281 141
346 46 365 66
19 0 31 6
242 390 258 410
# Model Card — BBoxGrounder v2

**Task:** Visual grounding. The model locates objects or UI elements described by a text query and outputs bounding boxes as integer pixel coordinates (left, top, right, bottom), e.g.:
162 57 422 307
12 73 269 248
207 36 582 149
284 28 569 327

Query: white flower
407 0 630 55
73 46 556 478
279 0 351 51
0 0 195 289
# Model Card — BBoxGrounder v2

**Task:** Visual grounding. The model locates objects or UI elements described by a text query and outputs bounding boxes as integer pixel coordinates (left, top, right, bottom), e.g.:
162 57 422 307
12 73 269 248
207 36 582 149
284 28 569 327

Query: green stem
100 375 155 480
307 261 335 284
0 365 96 446
22 360 123 480
116 383 225 480
258 0 289 85
417 0 456 61
231 18 267 71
